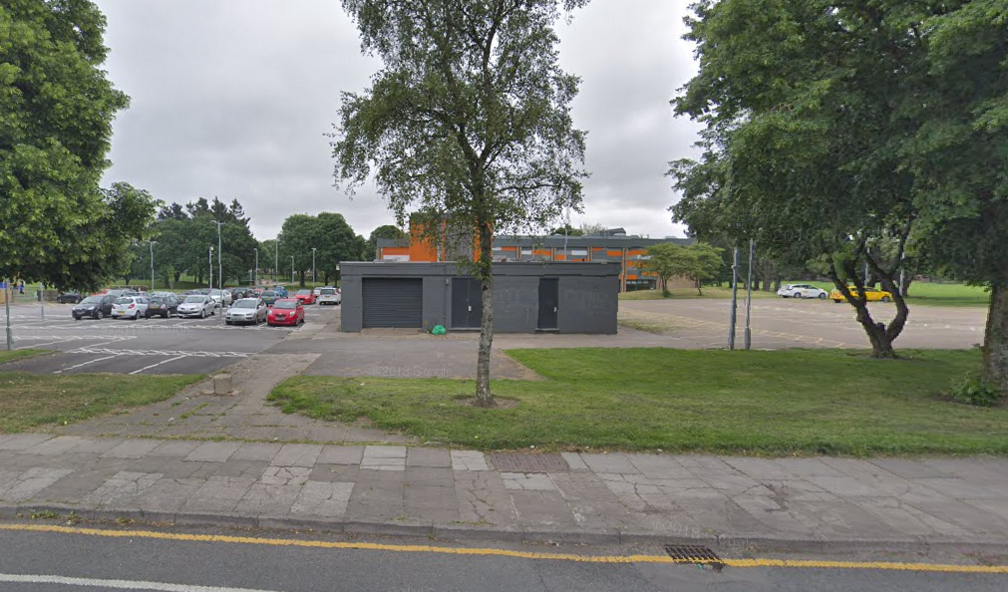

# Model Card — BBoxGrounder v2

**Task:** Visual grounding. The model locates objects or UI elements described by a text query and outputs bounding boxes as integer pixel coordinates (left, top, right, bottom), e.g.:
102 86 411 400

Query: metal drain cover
486 452 570 473
663 544 724 569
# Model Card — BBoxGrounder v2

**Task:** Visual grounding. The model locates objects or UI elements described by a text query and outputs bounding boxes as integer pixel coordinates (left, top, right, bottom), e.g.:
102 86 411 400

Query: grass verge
0 372 203 433
0 349 50 366
267 348 1006 456
619 287 776 301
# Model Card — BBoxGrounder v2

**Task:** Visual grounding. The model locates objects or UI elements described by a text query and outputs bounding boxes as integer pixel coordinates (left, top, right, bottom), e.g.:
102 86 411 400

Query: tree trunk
474 221 495 408
772 277 782 292
827 259 897 358
174 271 182 283
298 271 306 288
983 281 1008 394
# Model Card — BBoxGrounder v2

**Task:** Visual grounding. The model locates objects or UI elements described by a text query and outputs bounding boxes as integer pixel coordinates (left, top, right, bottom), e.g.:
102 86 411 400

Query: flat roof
376 235 693 249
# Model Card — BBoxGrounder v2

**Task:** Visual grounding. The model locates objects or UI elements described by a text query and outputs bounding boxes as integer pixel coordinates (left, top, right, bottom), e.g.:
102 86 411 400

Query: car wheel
833 299 843 303
881 296 891 302
132 311 139 320
200 309 206 319
226 320 232 325
96 310 104 320
793 292 803 299
818 293 827 299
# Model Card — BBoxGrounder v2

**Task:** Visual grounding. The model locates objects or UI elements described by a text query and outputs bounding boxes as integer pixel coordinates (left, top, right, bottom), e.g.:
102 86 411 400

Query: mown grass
267 348 1005 456
622 282 989 307
0 349 50 366
619 287 776 301
0 372 203 433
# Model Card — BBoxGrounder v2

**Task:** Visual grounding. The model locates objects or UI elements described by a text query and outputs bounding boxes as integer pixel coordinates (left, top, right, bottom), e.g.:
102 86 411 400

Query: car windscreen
80 296 103 305
183 296 206 303
262 291 275 298
320 289 335 295
233 300 257 308
273 301 296 310
148 297 164 304
296 290 310 295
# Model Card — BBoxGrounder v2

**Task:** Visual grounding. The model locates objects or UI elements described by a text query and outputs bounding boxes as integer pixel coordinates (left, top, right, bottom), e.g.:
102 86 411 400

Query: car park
829 286 893 303
111 296 149 320
144 294 180 318
209 289 233 307
177 295 217 318
225 298 269 325
267 298 304 326
317 287 341 305
72 295 116 320
295 289 315 305
777 284 829 299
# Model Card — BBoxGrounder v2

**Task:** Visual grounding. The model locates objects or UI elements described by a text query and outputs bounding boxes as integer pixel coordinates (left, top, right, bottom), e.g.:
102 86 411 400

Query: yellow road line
1 523 1006 574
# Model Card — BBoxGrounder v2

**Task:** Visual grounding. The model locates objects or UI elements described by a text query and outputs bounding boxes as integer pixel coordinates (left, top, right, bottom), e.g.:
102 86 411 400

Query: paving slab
406 447 451 468
317 445 364 465
230 442 283 462
450 450 488 471
184 441 242 463
102 440 163 460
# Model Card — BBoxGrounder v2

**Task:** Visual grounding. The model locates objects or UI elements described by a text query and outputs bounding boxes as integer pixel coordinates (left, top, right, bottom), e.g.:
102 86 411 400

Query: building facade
341 261 620 334
376 227 695 292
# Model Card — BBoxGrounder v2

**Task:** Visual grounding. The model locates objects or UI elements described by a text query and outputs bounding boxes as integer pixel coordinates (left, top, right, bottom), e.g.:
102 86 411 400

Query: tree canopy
644 242 722 296
332 0 591 406
0 0 152 291
365 224 406 261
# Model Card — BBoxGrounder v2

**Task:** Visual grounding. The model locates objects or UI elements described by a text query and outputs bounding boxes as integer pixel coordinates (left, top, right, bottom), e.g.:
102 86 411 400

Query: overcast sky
95 0 701 241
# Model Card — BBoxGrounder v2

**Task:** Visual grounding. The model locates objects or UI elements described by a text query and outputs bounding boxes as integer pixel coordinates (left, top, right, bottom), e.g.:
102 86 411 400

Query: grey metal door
537 278 558 330
362 278 423 328
451 278 482 329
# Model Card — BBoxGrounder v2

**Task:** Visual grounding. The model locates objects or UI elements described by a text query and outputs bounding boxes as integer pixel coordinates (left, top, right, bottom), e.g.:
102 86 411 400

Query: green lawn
267 348 1007 456
0 372 202 433
0 349 50 366
781 280 989 307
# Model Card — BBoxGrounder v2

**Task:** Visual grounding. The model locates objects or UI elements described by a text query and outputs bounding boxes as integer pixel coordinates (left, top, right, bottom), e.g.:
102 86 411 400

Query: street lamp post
209 246 214 291
274 238 279 283
149 240 158 290
254 248 258 287
312 247 317 286
215 221 224 294
291 255 294 285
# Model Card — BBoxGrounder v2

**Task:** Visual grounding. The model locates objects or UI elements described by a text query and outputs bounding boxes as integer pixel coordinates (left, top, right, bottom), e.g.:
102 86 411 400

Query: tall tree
333 0 590 406
670 0 922 358
365 224 406 261
0 0 146 291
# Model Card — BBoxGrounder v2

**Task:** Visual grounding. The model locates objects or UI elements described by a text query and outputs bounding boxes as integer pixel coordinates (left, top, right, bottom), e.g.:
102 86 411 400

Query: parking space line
53 355 116 375
128 355 188 375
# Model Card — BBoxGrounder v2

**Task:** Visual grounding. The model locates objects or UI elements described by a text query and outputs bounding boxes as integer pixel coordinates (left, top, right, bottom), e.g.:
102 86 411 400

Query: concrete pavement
3 433 1008 551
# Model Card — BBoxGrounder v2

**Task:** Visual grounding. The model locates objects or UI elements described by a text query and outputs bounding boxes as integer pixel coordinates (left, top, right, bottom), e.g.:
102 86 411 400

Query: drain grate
663 544 724 570
486 452 570 473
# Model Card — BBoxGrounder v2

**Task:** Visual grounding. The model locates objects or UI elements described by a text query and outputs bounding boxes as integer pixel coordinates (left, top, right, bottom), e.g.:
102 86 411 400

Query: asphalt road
0 301 340 376
0 523 1004 592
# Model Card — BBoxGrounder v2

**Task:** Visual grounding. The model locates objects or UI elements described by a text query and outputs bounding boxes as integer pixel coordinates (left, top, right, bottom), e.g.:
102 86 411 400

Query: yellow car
829 286 893 303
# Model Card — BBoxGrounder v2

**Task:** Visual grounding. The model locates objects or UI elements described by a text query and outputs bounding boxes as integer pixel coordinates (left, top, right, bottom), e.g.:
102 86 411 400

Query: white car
777 284 828 299
209 289 233 307
177 295 217 318
226 298 268 325
111 296 149 320
317 287 341 305
312 287 323 297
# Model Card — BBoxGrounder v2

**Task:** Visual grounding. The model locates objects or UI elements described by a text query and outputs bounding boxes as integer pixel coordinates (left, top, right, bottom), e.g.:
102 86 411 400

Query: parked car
317 287 341 305
72 295 115 320
777 284 828 299
177 295 217 318
226 298 269 325
228 287 251 301
295 289 316 305
111 296 149 320
209 289 233 307
312 287 323 297
260 290 278 307
273 285 289 298
144 294 180 318
56 291 83 304
267 298 304 326
829 286 893 303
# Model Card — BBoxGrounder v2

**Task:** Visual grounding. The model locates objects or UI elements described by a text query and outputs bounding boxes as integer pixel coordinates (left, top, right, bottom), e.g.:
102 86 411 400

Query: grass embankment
268 348 1005 456
0 349 50 366
0 370 202 433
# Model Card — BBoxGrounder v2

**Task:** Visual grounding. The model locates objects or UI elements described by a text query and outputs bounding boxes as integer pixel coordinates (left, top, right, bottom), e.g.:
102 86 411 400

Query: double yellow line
2 523 1006 574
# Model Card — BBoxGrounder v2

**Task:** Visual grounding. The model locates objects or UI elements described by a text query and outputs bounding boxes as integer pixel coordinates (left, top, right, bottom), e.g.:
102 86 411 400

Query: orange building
376 226 694 292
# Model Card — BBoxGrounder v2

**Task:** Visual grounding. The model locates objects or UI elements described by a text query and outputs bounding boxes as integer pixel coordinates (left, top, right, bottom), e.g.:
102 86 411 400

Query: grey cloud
96 0 701 241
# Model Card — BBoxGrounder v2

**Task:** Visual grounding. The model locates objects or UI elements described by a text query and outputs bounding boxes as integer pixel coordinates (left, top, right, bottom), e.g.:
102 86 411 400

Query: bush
950 375 1004 407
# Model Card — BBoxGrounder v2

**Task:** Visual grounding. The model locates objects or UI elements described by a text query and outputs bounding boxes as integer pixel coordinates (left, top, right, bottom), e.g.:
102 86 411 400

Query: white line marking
53 355 116 374
17 340 63 349
128 355 187 375
0 573 286 591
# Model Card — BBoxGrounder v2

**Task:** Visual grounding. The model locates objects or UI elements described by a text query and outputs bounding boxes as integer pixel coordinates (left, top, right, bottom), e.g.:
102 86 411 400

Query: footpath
2 432 1008 553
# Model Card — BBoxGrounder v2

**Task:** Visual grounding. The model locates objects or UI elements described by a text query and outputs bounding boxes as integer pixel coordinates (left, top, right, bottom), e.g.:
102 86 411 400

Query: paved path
2 433 1007 549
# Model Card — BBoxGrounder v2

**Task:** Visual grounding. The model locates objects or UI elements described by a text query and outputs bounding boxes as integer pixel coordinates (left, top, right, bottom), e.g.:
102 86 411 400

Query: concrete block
213 374 233 395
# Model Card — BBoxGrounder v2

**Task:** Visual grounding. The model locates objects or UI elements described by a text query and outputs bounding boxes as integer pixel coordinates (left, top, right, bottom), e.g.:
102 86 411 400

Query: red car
294 289 316 305
267 298 304 326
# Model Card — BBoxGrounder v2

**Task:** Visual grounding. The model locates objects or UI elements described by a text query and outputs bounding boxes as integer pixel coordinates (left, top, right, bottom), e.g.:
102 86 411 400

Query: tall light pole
312 247 317 285
214 221 224 293
274 238 279 283
291 255 295 285
253 247 258 287
209 246 214 291
148 240 158 290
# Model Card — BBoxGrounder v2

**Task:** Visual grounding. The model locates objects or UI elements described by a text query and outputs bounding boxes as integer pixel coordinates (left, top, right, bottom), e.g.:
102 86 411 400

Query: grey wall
341 262 619 334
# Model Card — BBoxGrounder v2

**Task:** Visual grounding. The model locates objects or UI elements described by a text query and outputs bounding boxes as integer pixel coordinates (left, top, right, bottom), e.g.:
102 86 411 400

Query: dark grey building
340 261 619 334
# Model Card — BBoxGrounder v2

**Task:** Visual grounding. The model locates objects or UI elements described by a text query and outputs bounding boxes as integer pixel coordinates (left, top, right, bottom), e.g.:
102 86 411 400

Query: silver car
317 287 341 305
226 298 268 325
177 295 217 318
209 288 233 307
